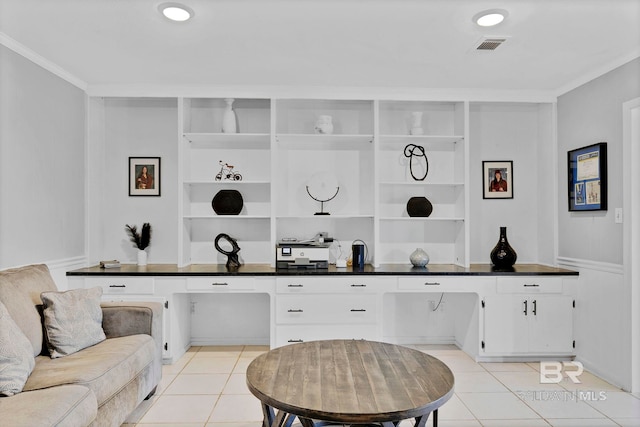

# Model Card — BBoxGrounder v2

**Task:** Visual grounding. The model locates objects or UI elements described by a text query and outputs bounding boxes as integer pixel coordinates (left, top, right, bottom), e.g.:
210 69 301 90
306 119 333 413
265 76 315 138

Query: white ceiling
1 0 639 95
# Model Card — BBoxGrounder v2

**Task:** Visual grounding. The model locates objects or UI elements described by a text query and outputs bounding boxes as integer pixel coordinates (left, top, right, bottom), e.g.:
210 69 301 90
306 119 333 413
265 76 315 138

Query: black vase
406 197 433 217
212 190 243 215
490 227 517 268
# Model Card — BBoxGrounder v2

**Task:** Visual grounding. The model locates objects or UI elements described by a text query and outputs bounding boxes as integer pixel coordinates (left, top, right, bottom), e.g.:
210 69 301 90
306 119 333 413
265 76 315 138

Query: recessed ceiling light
473 9 508 27
159 3 194 22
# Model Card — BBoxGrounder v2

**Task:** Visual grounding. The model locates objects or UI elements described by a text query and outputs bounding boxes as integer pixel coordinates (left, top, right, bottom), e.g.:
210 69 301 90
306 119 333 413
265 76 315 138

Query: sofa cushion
0 301 35 396
41 287 106 358
0 384 97 427
23 334 156 407
0 264 58 357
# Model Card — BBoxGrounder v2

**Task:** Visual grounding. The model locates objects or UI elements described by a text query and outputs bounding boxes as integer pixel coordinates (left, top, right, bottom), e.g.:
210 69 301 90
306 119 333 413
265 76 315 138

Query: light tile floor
122 344 640 427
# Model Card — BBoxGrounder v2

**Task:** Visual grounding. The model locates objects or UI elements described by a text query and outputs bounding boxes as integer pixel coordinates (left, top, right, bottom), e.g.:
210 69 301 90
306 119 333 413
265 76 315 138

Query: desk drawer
85 277 154 294
276 277 376 293
187 277 255 291
275 325 378 347
276 294 377 324
496 277 563 294
397 277 460 291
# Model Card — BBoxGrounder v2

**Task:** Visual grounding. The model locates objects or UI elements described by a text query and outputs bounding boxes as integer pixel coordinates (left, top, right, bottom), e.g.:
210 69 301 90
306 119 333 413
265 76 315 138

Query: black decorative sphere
212 190 243 215
406 197 433 217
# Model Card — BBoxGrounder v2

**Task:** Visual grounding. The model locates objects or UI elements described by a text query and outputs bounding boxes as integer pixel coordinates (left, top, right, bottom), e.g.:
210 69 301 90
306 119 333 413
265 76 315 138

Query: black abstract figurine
214 233 242 271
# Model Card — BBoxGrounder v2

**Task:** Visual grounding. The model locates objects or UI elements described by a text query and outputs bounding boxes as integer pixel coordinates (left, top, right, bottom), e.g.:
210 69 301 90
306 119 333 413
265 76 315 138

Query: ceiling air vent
475 38 507 51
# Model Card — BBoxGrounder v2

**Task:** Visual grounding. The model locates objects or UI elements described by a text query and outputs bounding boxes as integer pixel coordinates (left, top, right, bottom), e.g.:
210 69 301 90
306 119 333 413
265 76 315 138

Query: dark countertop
67 263 578 277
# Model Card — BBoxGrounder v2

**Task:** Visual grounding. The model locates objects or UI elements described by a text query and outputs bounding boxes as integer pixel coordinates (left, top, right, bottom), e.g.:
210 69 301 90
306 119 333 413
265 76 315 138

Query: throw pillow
41 287 106 358
0 301 36 396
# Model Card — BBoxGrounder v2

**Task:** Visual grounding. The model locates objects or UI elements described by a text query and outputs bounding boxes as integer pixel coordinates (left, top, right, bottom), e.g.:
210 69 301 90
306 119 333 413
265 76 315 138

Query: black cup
352 243 365 270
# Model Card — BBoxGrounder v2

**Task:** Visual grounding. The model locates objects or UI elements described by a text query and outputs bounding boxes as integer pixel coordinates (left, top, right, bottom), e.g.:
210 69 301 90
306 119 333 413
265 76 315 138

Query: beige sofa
0 264 162 427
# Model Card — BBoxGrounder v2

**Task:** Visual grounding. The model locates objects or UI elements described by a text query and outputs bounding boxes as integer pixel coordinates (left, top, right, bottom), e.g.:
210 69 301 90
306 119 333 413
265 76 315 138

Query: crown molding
555 49 640 97
85 83 558 103
0 32 88 91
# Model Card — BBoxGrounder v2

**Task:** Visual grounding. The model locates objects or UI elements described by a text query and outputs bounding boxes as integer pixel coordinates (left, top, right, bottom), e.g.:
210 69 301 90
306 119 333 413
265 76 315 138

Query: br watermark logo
516 361 608 402
540 361 583 384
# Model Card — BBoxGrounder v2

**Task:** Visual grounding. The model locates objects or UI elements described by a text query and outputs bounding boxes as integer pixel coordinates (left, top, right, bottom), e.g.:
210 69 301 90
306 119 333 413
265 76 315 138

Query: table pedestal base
261 404 438 427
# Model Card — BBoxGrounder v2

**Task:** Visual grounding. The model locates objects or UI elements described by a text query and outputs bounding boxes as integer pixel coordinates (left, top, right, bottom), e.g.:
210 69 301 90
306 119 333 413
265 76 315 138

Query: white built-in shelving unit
176 96 469 267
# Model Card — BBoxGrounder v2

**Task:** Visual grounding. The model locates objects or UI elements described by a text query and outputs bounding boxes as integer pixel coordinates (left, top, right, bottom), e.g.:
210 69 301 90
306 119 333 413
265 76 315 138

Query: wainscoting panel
558 257 629 390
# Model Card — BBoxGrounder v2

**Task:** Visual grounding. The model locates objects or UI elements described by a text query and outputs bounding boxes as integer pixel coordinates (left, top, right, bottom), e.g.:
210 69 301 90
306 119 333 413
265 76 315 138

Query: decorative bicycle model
215 160 242 181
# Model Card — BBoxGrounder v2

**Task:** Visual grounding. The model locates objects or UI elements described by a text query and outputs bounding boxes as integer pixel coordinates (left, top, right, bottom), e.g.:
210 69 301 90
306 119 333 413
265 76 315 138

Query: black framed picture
129 157 161 196
568 142 607 211
482 160 513 199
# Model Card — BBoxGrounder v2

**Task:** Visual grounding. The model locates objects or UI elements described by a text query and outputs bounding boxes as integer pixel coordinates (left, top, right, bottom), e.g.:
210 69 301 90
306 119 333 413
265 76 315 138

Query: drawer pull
424 282 441 286
287 284 304 288
287 309 304 313
350 309 367 312
288 339 304 343
108 284 126 288
523 284 540 287
350 284 367 287
211 282 229 286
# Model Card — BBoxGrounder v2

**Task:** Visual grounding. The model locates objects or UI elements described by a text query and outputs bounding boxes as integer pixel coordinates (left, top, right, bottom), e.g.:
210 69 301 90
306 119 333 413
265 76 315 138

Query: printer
276 242 330 269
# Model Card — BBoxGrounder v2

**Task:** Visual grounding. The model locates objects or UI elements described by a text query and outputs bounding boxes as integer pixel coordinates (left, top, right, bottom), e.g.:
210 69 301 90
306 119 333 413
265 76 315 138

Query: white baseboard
190 337 270 347
575 355 627 391
382 335 456 346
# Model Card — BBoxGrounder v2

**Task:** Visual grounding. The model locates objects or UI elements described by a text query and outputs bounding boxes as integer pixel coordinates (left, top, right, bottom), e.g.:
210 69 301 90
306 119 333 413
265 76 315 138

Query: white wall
557 58 640 264
87 98 178 264
469 103 556 264
557 57 640 391
0 45 85 279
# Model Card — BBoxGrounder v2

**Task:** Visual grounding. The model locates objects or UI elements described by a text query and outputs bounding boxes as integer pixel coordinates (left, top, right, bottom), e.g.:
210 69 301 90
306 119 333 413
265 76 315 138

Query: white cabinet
174 96 471 268
274 276 381 347
376 101 468 266
274 99 376 264
68 276 172 360
483 277 574 356
179 98 273 266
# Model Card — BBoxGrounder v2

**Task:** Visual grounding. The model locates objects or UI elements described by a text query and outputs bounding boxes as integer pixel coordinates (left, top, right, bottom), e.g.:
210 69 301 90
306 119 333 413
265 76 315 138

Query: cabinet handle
108 284 126 288
288 339 304 343
211 282 229 286
523 284 540 287
350 309 367 312
287 309 304 313
533 300 537 315
350 284 367 287
287 284 303 288
424 282 441 286
523 300 528 316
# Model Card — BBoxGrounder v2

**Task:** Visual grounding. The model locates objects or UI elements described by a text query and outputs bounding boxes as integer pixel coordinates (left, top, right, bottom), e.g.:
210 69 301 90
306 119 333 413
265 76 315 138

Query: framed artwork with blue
568 142 607 211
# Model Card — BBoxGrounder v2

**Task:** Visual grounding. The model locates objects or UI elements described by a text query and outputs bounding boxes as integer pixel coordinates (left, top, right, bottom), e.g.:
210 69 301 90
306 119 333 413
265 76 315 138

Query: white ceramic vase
137 249 148 266
314 115 334 135
410 247 429 267
410 111 424 135
222 98 237 133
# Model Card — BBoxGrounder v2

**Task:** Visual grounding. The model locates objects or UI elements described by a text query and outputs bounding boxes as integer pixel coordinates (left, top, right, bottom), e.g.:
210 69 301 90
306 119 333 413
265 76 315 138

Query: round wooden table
246 340 454 427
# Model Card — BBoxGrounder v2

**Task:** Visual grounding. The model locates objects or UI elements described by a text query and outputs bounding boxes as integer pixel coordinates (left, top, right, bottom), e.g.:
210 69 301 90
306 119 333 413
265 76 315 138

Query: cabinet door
100 294 170 359
483 295 529 354
528 296 574 354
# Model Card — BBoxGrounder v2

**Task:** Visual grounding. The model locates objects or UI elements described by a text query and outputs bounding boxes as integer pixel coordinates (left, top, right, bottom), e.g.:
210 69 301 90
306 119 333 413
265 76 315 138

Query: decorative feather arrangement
125 223 152 250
